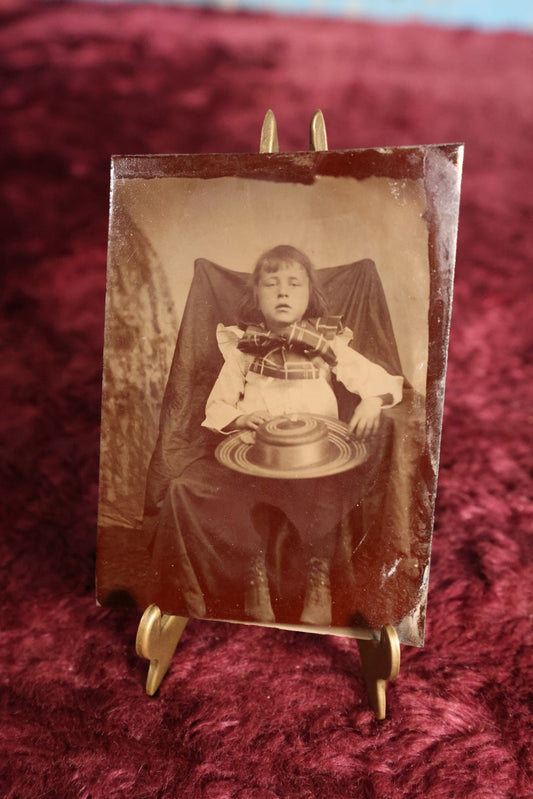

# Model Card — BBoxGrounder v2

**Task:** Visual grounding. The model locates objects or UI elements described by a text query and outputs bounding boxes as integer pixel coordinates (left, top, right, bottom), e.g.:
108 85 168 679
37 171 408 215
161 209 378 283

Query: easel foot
135 604 188 696
356 624 401 720
135 608 400 716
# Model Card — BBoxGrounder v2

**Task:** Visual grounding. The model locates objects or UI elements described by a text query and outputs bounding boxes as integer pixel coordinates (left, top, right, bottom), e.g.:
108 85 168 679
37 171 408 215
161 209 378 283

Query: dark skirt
148 425 389 624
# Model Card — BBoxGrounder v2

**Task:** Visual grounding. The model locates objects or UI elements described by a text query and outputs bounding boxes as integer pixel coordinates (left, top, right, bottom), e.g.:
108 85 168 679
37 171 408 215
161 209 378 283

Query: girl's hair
238 245 329 325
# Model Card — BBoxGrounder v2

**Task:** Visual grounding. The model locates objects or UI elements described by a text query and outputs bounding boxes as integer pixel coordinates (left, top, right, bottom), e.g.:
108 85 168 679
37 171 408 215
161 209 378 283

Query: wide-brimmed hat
215 414 368 479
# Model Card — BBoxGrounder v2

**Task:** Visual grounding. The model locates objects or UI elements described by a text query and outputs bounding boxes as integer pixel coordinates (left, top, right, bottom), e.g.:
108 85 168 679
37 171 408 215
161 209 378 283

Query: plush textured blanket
1 2 531 797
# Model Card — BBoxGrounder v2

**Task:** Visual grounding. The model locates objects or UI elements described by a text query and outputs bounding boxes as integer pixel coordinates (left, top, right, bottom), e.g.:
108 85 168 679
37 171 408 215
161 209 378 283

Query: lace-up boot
300 557 332 626
244 553 275 623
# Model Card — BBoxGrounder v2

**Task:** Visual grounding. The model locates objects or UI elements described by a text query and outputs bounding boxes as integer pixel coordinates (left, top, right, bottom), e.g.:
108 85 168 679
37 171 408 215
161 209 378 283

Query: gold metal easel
136 110 401 720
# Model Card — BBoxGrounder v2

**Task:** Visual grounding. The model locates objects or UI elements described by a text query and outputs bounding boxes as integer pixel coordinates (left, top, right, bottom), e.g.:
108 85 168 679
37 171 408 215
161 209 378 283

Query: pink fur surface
1 2 531 796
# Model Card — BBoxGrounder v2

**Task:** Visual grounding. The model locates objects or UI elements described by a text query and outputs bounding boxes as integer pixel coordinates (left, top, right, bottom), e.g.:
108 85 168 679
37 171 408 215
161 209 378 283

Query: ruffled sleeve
215 324 244 360
201 325 250 433
331 332 403 408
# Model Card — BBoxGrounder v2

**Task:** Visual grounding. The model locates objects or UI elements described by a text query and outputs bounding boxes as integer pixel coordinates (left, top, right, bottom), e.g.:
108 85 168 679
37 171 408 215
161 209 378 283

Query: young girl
199 245 403 626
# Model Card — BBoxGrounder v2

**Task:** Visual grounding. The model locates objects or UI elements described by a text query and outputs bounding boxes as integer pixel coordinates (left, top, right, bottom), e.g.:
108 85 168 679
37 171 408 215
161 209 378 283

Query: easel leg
135 604 188 696
356 624 401 720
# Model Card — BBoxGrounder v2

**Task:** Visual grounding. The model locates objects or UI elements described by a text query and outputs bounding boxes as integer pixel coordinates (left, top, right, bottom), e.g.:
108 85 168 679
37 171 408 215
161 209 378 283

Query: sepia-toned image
97 146 462 646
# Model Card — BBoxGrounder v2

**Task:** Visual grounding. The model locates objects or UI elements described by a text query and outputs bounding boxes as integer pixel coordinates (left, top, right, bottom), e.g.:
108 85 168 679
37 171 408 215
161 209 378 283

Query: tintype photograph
97 146 462 646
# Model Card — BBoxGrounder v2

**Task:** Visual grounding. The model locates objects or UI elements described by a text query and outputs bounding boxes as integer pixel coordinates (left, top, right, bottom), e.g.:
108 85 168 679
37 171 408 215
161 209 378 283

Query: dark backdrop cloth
1 2 532 797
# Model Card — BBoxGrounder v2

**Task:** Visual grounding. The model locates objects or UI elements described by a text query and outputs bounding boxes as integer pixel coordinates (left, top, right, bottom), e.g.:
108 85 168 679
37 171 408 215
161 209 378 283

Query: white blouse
202 324 403 433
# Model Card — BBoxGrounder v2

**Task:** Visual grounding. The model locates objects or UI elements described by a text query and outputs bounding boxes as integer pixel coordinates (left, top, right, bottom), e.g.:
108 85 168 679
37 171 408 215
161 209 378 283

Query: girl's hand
348 397 383 437
232 411 272 431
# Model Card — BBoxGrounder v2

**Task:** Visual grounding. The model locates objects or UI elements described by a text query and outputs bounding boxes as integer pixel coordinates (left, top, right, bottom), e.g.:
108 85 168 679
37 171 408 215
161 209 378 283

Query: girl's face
256 261 310 331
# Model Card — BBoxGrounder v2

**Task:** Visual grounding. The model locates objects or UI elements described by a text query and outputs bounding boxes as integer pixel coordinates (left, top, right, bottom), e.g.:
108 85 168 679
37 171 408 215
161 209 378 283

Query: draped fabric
143 257 426 633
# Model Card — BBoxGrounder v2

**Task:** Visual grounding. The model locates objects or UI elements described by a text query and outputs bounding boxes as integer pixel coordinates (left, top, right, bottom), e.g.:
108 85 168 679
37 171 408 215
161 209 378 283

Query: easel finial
309 109 328 152
260 109 279 153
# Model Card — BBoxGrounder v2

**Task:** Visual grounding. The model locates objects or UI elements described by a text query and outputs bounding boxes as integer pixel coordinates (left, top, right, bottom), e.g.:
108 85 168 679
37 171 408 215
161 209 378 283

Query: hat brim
215 416 368 479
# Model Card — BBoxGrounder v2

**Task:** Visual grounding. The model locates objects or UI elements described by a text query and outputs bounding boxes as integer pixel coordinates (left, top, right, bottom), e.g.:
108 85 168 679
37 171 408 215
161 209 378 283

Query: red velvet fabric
1 2 531 797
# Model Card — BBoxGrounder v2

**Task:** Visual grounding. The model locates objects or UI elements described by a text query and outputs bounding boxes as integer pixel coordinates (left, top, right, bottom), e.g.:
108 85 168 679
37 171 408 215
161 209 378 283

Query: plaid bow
237 317 343 380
